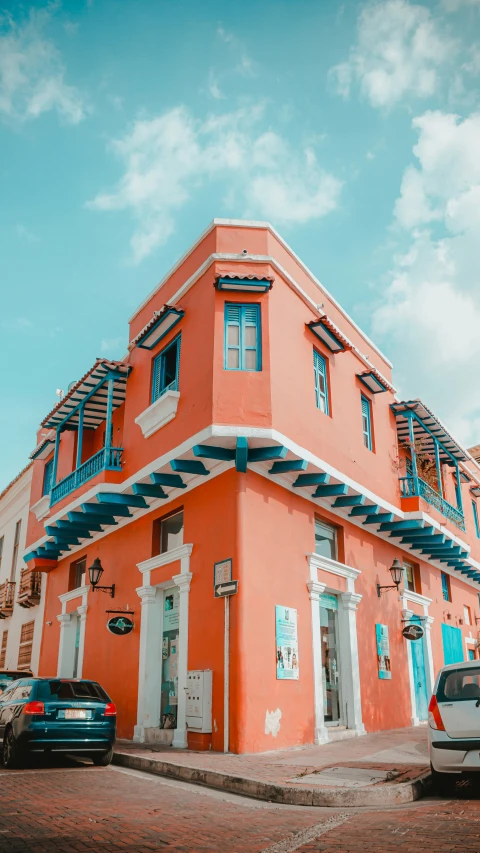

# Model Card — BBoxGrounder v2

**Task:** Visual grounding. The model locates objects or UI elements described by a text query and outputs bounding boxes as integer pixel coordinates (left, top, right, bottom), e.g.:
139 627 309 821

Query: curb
113 750 431 807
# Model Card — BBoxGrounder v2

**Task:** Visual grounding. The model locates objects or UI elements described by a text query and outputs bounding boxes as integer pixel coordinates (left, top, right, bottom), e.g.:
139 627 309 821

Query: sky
1 0 479 489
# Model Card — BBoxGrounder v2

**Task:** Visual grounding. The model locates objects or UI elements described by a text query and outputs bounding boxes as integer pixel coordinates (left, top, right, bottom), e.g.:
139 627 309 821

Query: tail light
428 695 445 731
22 701 45 715
104 702 116 716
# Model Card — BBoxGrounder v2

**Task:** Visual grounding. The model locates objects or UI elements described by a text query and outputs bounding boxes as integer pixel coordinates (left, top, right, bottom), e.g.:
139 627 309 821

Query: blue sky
1 0 479 489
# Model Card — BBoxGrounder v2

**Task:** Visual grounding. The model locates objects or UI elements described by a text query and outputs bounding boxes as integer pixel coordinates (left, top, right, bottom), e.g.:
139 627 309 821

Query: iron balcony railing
0 581 16 618
400 475 465 531
50 447 123 507
17 569 42 608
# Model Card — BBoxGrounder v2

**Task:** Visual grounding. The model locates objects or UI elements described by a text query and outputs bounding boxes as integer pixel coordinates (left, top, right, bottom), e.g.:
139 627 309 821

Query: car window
437 667 480 702
10 683 32 701
0 675 21 694
36 680 109 702
0 687 14 702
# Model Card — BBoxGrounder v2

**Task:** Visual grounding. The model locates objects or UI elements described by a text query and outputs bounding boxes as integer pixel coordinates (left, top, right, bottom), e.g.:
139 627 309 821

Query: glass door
319 595 342 725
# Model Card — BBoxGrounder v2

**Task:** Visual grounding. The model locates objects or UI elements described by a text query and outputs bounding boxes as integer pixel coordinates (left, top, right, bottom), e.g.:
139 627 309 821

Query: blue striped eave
307 317 352 354
357 371 390 394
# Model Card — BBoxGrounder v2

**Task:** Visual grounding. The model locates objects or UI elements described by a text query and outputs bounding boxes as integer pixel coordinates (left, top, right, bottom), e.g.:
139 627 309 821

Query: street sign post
214 580 239 598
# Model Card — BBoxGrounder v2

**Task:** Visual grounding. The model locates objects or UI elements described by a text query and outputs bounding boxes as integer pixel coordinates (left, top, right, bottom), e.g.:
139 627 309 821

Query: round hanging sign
402 623 424 641
107 616 134 636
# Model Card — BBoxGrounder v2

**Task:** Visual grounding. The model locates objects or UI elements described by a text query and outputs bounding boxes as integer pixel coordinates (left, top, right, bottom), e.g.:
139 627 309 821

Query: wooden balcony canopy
391 400 468 464
41 360 130 431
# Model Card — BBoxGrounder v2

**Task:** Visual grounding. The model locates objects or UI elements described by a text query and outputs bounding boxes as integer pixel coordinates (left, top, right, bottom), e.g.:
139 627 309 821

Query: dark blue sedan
0 677 116 768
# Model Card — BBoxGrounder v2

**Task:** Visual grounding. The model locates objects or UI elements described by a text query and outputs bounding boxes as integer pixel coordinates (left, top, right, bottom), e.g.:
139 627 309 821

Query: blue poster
376 623 391 680
276 605 299 680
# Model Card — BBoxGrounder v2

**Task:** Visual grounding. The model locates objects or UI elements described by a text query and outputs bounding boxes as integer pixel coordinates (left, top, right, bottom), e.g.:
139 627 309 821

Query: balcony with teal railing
50 446 123 507
399 475 465 531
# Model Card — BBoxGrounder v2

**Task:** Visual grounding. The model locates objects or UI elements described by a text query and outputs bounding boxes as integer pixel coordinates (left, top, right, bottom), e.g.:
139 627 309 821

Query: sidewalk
113 727 431 808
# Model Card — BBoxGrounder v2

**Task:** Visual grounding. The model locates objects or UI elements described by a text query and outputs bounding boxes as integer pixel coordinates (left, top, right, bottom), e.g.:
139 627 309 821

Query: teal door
410 617 428 721
442 623 464 666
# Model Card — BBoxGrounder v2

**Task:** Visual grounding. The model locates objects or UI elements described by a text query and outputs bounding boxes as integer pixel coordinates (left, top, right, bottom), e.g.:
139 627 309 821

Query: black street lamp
87 558 115 598
377 558 404 598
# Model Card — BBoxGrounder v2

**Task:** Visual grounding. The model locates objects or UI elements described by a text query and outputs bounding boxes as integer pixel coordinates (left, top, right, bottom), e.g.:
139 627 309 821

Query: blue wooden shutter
43 459 54 496
152 352 163 402
441 572 450 602
473 500 480 538
442 623 464 665
225 304 260 370
361 395 372 450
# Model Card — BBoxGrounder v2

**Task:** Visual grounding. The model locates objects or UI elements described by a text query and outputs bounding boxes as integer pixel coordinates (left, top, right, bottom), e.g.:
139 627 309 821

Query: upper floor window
160 510 184 554
361 395 372 451
152 335 181 403
0 536 3 573
473 500 480 539
404 561 417 593
441 571 451 602
313 351 329 414
464 604 472 626
69 557 86 591
224 304 261 371
10 520 21 582
315 519 337 561
43 458 54 496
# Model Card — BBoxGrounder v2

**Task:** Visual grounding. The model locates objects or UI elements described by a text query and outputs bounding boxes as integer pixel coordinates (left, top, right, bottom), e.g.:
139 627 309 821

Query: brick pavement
0 758 479 852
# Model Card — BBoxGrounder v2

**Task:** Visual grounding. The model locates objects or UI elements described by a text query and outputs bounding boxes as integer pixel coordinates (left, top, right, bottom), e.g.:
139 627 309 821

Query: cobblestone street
1 758 480 853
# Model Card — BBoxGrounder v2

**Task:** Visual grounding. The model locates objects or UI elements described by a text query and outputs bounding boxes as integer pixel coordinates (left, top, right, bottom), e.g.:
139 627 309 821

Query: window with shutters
224 304 261 371
0 536 3 574
313 350 329 414
441 572 451 602
361 395 373 451
43 458 54 496
0 631 7 668
17 621 34 671
151 335 181 403
473 500 480 539
10 520 21 582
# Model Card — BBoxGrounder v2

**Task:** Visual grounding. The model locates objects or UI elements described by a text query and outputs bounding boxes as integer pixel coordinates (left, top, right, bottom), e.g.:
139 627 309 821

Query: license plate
65 708 88 720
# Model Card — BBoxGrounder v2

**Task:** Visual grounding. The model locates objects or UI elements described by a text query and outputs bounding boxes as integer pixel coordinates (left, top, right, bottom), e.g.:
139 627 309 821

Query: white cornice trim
135 390 180 438
400 590 432 609
30 495 50 522
137 544 193 575
307 553 361 581
128 219 391 368
59 585 89 604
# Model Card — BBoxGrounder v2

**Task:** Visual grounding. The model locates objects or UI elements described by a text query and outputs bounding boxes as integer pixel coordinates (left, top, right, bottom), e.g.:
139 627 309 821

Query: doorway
410 616 428 721
319 594 342 725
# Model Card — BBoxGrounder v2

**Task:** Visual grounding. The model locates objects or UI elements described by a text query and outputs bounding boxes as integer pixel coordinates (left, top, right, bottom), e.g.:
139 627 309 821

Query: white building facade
0 465 45 674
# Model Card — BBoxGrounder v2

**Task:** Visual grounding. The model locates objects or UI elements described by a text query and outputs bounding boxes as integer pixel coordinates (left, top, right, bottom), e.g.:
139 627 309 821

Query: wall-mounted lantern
377 558 404 598
87 558 115 598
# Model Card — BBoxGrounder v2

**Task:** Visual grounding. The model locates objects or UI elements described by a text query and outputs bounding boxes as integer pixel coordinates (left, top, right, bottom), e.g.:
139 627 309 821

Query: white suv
428 659 480 792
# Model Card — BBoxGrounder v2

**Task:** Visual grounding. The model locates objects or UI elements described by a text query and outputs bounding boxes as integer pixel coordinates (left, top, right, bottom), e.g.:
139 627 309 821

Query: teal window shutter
224 304 261 371
151 335 181 403
441 572 450 602
43 459 54 496
313 350 329 414
361 395 372 450
473 500 480 539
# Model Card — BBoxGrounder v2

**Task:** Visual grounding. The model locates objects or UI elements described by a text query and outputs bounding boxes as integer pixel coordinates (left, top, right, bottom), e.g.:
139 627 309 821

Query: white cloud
88 106 342 263
372 110 480 446
16 223 39 243
208 69 224 100
0 8 86 124
443 0 480 10
329 0 457 108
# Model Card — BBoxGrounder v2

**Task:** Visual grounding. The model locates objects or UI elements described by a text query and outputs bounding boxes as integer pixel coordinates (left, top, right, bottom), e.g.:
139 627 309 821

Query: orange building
23 219 480 753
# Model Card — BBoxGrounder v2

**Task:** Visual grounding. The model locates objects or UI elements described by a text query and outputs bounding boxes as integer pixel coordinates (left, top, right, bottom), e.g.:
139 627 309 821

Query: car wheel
3 729 22 770
92 746 114 767
430 763 456 797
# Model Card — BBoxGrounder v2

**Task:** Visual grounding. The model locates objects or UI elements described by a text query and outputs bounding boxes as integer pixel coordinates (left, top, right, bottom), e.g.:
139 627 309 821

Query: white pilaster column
134 585 161 743
424 615 435 698
171 571 193 749
402 607 418 725
339 592 365 735
306 579 328 745
57 613 72 677
76 604 88 679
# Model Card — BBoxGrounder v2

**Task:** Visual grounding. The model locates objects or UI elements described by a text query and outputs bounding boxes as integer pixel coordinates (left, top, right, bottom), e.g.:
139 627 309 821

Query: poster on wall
164 590 180 631
275 605 299 680
376 623 392 679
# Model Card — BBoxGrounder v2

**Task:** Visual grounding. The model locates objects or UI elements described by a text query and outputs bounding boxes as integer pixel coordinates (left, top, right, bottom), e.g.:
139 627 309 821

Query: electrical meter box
186 670 212 733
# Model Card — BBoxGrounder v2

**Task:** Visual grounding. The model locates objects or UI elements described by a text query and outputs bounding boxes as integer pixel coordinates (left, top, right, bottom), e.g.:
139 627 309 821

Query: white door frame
134 543 193 749
306 553 365 744
399 589 434 726
57 585 89 678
